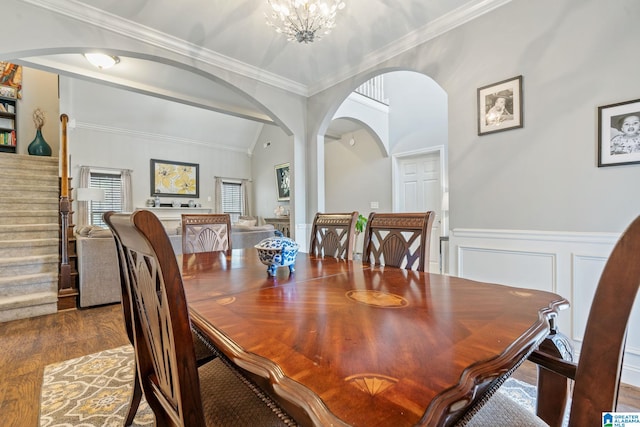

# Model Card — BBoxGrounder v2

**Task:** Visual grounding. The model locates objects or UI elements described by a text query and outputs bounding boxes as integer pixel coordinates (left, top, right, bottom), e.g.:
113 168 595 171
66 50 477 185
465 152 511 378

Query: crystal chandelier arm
266 0 346 43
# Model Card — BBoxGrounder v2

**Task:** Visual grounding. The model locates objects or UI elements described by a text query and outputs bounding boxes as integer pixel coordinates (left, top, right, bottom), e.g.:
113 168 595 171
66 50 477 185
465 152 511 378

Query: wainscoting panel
450 228 640 387
458 247 556 294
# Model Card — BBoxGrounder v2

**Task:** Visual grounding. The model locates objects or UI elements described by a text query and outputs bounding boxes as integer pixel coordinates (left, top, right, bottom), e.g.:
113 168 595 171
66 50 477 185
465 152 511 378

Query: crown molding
20 0 309 96
308 0 512 95
20 0 510 97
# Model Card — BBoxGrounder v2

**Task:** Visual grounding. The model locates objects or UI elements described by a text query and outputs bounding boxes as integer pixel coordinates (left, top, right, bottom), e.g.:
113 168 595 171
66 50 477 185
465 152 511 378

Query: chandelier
266 0 346 43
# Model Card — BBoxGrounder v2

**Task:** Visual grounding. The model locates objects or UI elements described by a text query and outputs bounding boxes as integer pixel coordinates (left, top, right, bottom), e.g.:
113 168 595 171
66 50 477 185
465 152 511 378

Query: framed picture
598 98 640 167
0 62 22 99
478 75 523 135
275 162 290 201
150 159 199 198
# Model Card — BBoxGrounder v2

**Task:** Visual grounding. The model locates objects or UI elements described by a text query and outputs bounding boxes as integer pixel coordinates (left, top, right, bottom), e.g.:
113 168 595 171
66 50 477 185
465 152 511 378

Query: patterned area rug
39 345 540 426
39 345 153 426
497 376 537 413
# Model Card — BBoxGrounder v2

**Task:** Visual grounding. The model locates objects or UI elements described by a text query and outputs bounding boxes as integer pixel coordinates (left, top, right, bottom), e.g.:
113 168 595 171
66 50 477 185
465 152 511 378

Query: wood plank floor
0 304 638 426
0 304 129 427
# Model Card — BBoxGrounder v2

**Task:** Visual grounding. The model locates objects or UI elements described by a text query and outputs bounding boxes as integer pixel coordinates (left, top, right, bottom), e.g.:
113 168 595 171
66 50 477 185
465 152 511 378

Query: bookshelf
0 95 17 153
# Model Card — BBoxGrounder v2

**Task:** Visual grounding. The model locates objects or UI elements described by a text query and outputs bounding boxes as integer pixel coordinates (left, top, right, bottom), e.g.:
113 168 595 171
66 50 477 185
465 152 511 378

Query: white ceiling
23 0 510 91
16 0 510 148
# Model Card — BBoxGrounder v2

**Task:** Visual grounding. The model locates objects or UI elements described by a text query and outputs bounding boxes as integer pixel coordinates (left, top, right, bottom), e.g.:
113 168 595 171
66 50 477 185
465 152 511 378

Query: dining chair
463 214 640 427
106 212 218 425
361 211 435 271
104 210 296 427
181 213 232 254
308 211 359 260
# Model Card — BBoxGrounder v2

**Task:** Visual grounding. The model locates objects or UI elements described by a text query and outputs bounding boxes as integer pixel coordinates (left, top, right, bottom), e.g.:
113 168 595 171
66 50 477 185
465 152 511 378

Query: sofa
230 224 276 248
76 228 121 308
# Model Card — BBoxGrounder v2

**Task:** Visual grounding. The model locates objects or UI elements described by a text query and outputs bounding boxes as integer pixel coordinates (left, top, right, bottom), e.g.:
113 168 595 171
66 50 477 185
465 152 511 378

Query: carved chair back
182 213 231 254
105 210 207 426
104 211 142 425
362 211 435 271
308 212 359 260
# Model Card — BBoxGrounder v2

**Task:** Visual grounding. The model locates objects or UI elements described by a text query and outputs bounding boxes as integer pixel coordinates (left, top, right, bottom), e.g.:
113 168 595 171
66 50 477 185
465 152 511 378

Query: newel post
58 113 76 310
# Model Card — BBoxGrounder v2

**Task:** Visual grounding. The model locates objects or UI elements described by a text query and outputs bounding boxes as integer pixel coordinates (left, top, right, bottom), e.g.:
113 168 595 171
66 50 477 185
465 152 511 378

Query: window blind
89 172 122 227
222 181 243 222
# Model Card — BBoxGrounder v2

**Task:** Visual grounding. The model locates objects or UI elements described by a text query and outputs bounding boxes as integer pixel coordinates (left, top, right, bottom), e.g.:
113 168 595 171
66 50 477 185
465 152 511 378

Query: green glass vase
28 129 52 156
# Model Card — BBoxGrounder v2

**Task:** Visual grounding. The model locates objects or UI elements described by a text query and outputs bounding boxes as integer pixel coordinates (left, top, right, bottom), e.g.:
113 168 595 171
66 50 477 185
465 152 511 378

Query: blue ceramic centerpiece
255 231 299 276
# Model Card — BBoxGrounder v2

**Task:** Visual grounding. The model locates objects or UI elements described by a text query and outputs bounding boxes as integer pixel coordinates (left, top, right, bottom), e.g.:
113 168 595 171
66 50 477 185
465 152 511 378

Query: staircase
0 153 60 322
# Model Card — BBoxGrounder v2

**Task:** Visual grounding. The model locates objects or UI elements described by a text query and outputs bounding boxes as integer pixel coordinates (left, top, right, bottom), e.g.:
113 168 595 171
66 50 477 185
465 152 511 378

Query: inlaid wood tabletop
181 249 569 427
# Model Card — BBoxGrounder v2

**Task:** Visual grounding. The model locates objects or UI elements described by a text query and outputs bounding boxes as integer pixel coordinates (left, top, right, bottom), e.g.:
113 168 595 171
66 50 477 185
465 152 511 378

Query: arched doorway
324 70 448 270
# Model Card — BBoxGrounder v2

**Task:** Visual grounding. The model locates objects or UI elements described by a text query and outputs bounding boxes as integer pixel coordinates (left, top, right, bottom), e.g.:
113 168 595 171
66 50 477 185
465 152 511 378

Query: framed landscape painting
478 75 523 135
150 159 199 197
598 98 640 167
275 162 290 201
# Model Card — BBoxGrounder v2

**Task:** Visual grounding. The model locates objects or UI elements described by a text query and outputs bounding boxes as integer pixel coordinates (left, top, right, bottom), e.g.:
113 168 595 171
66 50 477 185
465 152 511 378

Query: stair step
0 273 58 297
0 153 58 171
0 254 59 276
0 291 58 322
0 238 59 257
0 153 63 322
2 197 60 211
0 211 59 225
0 224 59 240
2 184 60 198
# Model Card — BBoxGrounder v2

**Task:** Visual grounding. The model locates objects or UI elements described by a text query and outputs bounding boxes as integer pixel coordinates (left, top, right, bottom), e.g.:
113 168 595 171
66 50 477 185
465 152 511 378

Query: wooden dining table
180 249 569 427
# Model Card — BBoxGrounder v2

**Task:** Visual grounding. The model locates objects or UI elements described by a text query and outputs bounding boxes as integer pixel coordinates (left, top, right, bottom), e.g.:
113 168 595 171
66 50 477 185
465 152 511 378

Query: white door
397 151 442 273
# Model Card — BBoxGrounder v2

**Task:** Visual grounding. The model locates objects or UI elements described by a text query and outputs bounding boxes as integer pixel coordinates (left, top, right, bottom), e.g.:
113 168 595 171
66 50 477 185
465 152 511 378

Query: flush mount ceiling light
265 0 346 43
83 53 120 69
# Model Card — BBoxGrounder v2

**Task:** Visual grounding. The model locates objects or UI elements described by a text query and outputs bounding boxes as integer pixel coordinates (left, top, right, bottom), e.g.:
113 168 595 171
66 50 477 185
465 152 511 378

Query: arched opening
324 70 448 268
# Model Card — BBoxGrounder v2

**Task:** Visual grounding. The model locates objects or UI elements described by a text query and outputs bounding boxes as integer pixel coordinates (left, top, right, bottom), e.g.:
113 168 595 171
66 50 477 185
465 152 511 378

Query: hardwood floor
512 361 640 413
0 304 638 426
0 304 129 427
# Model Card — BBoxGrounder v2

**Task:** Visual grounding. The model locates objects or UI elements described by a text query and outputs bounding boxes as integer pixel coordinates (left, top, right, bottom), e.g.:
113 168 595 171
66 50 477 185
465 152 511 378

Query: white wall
251 124 293 225
15 67 59 156
309 0 640 234
325 128 391 253
386 72 448 157
60 77 258 211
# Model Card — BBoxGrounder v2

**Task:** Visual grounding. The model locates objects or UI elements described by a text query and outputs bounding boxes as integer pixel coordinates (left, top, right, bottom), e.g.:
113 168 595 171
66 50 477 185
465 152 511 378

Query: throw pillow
236 218 257 227
88 228 113 238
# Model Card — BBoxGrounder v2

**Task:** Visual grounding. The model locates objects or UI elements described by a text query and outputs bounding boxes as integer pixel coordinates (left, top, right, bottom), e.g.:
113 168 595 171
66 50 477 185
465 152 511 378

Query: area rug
39 345 541 426
39 345 153 427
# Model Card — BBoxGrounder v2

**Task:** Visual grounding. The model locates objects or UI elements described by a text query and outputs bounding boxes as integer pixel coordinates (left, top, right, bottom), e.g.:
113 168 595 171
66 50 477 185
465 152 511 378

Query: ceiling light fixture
265 0 346 44
83 53 120 69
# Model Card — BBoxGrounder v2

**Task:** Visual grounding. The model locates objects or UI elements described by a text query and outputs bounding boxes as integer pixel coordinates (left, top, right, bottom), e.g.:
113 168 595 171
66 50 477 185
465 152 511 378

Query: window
89 172 122 227
221 181 243 223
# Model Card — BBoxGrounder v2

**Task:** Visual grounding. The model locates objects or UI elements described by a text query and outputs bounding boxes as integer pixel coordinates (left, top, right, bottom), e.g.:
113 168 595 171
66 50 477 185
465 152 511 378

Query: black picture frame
477 75 523 135
598 98 640 167
150 159 199 198
275 162 290 201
